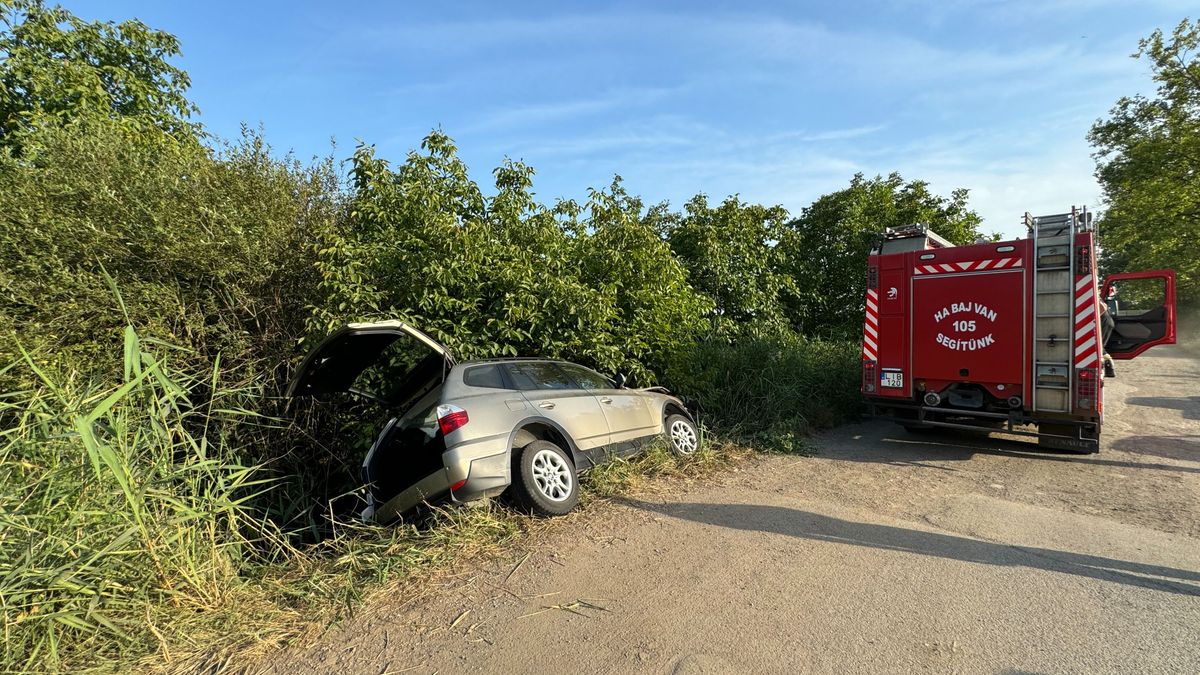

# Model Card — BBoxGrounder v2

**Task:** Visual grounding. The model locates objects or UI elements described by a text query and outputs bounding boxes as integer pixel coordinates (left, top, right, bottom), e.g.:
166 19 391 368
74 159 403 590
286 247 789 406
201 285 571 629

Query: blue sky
72 1 1191 238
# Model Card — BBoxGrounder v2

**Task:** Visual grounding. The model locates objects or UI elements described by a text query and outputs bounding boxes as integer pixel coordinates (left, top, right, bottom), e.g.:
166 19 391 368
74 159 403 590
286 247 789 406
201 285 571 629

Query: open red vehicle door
1100 269 1177 360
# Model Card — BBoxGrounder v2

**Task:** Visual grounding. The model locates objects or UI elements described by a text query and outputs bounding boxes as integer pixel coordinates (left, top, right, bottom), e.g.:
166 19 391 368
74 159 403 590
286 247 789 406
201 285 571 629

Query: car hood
285 321 455 399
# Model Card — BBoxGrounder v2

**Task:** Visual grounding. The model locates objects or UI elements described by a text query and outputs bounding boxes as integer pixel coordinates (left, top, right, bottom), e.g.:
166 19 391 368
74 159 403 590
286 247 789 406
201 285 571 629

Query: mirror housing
613 372 627 389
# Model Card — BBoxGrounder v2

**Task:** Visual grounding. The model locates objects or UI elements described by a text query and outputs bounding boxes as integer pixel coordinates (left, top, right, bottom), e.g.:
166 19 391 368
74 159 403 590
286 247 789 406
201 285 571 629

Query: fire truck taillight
1076 368 1098 411
863 360 877 393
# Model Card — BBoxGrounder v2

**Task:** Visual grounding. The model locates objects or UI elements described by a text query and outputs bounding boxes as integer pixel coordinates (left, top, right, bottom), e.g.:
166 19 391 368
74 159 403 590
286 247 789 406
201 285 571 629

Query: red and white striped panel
1074 274 1100 369
863 288 879 361
912 258 1024 275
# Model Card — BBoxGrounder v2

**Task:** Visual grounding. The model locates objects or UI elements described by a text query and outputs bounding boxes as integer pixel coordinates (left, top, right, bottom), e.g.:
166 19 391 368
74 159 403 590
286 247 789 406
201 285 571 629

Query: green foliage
312 135 710 383
667 194 791 334
1089 18 1200 307
776 172 983 338
1 329 276 670
0 0 198 148
0 115 336 395
669 333 863 435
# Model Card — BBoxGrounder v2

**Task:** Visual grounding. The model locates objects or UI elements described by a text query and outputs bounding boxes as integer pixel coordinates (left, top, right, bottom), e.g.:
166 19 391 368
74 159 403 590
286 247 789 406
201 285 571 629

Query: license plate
880 370 903 388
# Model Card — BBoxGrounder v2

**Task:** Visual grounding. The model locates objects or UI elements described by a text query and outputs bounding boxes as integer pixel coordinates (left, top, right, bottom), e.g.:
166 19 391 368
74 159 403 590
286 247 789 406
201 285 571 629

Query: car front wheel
510 440 579 516
666 414 700 456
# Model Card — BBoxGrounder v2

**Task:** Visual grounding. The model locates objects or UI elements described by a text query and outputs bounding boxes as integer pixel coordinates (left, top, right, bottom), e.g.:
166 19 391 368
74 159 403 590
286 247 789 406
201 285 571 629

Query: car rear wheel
510 440 579 516
666 414 700 456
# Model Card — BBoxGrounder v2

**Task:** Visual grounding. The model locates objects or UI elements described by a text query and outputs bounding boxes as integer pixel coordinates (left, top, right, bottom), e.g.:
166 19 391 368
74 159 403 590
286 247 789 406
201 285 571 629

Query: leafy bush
669 333 863 436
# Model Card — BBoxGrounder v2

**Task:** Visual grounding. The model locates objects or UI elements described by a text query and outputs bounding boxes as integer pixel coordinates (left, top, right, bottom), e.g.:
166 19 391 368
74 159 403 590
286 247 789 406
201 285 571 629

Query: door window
558 364 614 390
1107 277 1165 317
503 362 577 391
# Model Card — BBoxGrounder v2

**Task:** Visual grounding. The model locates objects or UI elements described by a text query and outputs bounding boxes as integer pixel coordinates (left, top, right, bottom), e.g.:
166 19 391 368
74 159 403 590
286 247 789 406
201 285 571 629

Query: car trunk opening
361 397 449 517
287 321 457 520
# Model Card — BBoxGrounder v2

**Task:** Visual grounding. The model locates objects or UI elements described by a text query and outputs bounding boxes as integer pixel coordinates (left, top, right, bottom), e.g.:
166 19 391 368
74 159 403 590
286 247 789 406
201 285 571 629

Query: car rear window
503 362 576 390
463 364 508 389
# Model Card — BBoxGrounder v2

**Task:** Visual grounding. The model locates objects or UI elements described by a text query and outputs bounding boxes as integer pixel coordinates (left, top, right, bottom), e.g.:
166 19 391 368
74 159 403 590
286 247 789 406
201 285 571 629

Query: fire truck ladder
1027 207 1084 413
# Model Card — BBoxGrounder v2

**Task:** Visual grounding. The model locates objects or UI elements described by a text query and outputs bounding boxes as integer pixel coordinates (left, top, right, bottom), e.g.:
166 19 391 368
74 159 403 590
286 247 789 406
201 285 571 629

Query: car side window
503 362 577 391
558 364 613 390
463 364 509 389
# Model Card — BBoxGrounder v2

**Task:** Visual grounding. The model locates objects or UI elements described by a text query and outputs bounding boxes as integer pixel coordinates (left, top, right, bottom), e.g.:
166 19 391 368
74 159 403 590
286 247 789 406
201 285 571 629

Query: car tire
665 414 700 456
510 440 579 516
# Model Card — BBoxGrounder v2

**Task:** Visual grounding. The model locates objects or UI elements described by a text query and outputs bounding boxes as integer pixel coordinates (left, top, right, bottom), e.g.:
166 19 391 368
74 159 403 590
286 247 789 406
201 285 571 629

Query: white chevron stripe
956 261 972 270
1075 275 1093 291
1076 352 1097 368
1075 336 1096 356
1075 288 1093 308
865 322 878 338
864 334 877 351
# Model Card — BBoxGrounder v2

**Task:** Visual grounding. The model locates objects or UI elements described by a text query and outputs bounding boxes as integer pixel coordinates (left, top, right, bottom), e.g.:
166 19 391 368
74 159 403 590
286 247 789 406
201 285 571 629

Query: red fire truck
862 207 1176 453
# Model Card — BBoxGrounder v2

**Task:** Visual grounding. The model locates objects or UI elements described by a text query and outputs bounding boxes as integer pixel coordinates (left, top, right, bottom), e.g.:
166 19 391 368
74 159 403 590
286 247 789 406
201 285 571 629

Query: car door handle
599 397 613 404
539 402 556 410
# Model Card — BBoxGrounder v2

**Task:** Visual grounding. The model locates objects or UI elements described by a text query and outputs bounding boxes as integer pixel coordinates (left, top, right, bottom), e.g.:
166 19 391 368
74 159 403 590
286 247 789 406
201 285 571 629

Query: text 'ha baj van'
933 302 997 323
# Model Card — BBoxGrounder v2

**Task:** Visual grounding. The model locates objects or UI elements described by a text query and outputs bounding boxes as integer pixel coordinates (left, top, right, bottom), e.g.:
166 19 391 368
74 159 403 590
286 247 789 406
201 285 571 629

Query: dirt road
275 347 1200 674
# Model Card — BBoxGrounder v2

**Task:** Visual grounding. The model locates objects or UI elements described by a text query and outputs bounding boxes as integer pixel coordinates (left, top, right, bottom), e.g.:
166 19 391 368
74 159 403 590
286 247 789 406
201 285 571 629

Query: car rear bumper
364 440 512 523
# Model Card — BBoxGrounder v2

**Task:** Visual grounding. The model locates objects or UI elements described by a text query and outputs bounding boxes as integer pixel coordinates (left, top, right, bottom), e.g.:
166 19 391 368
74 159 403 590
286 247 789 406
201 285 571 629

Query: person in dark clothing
1100 301 1116 378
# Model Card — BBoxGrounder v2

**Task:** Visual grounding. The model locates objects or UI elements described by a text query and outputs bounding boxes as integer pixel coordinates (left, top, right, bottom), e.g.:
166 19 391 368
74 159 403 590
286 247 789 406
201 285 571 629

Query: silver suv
287 321 700 520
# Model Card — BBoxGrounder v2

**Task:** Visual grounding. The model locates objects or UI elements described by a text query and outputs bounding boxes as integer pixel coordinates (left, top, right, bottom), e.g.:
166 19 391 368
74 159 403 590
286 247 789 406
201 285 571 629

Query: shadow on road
627 499 1200 597
1127 395 1200 421
815 425 1200 474
1110 434 1200 462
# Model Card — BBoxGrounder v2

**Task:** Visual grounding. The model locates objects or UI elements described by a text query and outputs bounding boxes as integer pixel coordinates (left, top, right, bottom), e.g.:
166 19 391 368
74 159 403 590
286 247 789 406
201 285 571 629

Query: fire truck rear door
912 268 1025 387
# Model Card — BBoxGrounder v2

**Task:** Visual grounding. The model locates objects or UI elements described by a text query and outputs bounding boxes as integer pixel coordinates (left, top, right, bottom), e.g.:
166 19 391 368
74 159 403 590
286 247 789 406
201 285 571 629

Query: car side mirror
613 372 627 389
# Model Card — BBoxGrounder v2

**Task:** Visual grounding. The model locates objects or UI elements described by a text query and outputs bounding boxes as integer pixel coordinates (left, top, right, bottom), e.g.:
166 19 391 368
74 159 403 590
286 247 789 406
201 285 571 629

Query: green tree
1089 18 1200 306
0 0 198 148
776 172 982 338
666 194 791 334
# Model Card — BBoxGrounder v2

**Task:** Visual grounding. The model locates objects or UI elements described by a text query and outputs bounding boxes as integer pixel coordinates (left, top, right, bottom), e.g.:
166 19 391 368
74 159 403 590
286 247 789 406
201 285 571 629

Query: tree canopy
1089 18 1200 306
775 172 983 338
0 0 197 148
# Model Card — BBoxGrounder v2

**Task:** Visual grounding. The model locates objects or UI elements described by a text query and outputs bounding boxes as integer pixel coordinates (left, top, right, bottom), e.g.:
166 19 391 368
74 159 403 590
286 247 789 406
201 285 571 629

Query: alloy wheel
670 419 698 454
531 449 573 502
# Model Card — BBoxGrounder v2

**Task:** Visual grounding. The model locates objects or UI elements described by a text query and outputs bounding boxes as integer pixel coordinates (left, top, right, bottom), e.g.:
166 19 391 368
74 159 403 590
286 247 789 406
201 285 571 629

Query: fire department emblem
887 287 898 300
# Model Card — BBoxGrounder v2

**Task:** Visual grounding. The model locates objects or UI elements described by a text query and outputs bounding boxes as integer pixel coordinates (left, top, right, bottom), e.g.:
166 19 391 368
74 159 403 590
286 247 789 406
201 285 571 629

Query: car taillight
863 360 877 393
437 404 469 436
1076 368 1098 411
